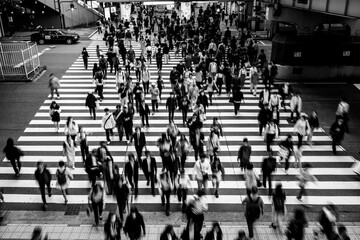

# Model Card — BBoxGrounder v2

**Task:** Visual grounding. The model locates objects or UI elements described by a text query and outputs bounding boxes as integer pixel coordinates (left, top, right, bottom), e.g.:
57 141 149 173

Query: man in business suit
190 127 205 161
166 92 177 123
124 153 139 198
142 150 157 196
130 126 146 166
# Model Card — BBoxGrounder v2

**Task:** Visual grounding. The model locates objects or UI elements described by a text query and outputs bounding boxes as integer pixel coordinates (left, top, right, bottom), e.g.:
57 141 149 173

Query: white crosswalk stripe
1 41 358 210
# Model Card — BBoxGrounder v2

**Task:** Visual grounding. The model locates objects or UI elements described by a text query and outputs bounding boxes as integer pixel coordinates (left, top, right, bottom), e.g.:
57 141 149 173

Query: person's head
197 189 205 197
130 206 138 218
164 224 174 234
247 163 254 170
66 116 73 125
104 108 110 114
31 227 43 240
170 92 174 97
337 225 348 237
180 169 185 177
135 126 141 134
251 186 258 196
107 212 117 223
294 208 305 221
212 221 221 232
243 138 248 146
337 117 344 125
200 153 206 162
49 73 54 78
37 161 44 172
275 184 283 196
151 82 155 88
287 134 292 142
59 160 65 168
302 162 311 171
6 137 14 147
268 150 273 157
123 105 128 112
237 230 246 240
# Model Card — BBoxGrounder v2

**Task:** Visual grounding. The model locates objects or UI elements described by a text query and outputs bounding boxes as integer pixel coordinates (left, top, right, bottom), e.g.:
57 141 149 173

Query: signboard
181 2 191 20
110 6 116 13
294 52 302 58
343 51 351 57
104 7 111 20
120 3 131 21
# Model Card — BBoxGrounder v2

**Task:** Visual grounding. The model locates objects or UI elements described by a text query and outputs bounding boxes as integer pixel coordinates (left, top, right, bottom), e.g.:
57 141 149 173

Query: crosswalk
1 40 359 213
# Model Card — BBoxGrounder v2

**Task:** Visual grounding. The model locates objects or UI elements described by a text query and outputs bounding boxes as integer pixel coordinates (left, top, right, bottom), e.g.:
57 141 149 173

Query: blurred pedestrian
294 113 310 148
294 146 303 169
264 119 278 151
307 110 320 145
249 65 259 96
205 221 223 240
104 212 122 240
31 226 48 240
270 184 286 234
211 156 225 198
56 160 73 205
142 150 157 196
193 153 211 192
242 186 264 240
176 170 192 213
335 225 350 240
34 161 52 211
130 126 146 165
3 138 23 177
158 170 173 216
149 82 159 114
88 183 105 226
290 93 302 123
207 129 220 163
64 117 79 142
124 206 146 240
279 135 294 173
232 87 244 117
185 190 208 239
261 150 276 196
166 92 177 123
139 100 150 128
330 117 345 155
85 91 97 120
296 163 318 204
124 153 139 198
113 174 129 222
336 97 350 134
286 208 307 240
49 101 61 132
102 108 116 144
48 73 60 99
63 135 76 169
244 163 259 197
234 230 249 240
257 104 271 136
160 224 178 240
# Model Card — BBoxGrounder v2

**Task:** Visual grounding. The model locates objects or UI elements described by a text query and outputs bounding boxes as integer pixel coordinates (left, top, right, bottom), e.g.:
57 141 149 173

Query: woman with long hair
81 47 89 69
211 156 225 198
64 117 78 142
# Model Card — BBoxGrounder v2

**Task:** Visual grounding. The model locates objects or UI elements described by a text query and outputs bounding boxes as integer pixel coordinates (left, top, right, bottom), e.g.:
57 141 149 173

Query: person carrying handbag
193 153 211 192
102 108 116 144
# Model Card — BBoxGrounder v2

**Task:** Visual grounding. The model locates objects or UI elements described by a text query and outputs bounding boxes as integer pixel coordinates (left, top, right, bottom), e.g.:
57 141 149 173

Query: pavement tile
1 232 13 239
20 231 32 239
68 231 80 239
52 225 65 232
48 232 62 239
77 231 90 239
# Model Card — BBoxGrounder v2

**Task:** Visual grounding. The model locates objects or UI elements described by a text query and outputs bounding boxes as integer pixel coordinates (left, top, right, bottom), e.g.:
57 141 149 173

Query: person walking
124 153 139 198
64 116 78 142
296 163 318 204
157 73 165 102
121 106 133 144
206 77 218 105
139 100 150 128
190 128 205 161
49 101 61 132
63 135 76 169
211 156 225 198
31 227 48 240
130 127 147 165
149 83 159 115
156 48 163 71
142 66 151 94
85 92 97 120
48 73 60 99
233 87 244 117
290 93 302 123
102 108 116 144
286 208 308 240
261 151 276 196
175 134 191 170
294 113 310 148
244 163 259 196
81 47 89 69
142 150 157 196
158 170 174 216
242 186 264 240
249 65 259 96
207 129 220 163
330 117 345 155
77 127 89 163
34 161 52 211
307 110 319 145
264 120 279 152
113 105 123 142
237 138 252 172
113 174 129 222
56 160 73 205
99 55 108 80
279 135 294 173
88 183 106 226
124 207 146 240
336 97 350 134
176 169 192 213
193 153 211 192
166 92 177 123
104 212 122 240
294 146 303 169
270 184 286 234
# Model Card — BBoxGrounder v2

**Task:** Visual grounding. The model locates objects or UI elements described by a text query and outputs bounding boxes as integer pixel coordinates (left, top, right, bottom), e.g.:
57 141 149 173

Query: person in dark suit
124 153 139 198
34 161 52 210
130 127 146 166
166 92 177 123
139 100 150 128
261 150 276 196
142 151 157 196
190 128 205 161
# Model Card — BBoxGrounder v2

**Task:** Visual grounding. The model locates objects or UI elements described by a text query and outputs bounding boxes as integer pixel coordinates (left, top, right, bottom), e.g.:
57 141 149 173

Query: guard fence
0 41 41 80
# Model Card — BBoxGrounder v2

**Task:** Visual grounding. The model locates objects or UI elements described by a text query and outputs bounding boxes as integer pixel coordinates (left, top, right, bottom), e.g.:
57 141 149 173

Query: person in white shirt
193 153 211 191
101 108 116 144
290 93 302 123
294 113 310 148
176 170 192 212
269 92 281 111
264 120 279 152
335 97 350 134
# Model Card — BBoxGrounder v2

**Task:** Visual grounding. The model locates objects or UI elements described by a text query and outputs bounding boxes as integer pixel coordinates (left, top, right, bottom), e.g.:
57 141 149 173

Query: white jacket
193 160 211 181
290 95 302 112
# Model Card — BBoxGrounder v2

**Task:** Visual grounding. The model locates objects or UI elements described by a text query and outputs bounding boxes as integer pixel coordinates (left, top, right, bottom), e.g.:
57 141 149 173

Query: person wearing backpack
56 160 73 205
270 184 286 234
242 186 264 240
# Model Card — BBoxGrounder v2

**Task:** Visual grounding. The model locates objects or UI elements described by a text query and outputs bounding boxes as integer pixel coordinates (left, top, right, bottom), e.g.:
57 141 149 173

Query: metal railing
0 42 41 80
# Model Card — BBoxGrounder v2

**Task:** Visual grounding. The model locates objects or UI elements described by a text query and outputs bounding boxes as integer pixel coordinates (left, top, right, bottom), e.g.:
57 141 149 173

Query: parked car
30 29 80 45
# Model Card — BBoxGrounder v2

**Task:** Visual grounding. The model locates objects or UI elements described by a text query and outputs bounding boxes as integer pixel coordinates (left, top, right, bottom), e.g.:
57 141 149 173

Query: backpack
57 169 67 185
246 197 261 219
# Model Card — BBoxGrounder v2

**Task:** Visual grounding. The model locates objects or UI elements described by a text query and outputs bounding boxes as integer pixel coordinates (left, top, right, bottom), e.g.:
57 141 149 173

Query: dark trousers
89 107 96 119
83 58 88 69
101 67 107 79
297 185 307 200
80 141 89 163
136 69 141 81
157 60 163 71
263 172 272 196
266 133 275 151
234 102 241 115
117 125 124 141
97 85 104 99
92 201 103 225
50 88 60 99
178 188 188 212
180 154 187 170
124 126 133 140
135 98 140 112
297 133 303 148
193 213 204 236
135 146 143 165
332 136 340 154
208 92 213 104
182 108 188 125
105 129 114 141
290 110 300 122
168 109 175 123
193 145 202 161
284 152 291 170
217 82 223 95
158 88 163 101
144 172 156 195
259 123 266 136
161 189 171 212
151 100 158 112
246 217 256 238
141 114 150 127
39 182 51 204
143 81 149 94
10 158 21 174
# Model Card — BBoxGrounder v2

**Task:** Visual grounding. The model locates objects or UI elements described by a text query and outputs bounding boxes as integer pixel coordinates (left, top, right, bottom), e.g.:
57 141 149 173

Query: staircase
39 0 104 28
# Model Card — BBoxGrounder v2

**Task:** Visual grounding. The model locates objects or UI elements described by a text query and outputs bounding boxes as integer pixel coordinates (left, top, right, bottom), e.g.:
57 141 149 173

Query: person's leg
263 172 267 188
151 100 155 113
46 181 52 196
165 190 170 214
268 174 272 196
145 114 149 127
10 159 19 174
298 134 303 148
182 188 187 212
92 202 99 225
332 137 337 154
40 184 46 205
246 218 254 239
105 129 110 142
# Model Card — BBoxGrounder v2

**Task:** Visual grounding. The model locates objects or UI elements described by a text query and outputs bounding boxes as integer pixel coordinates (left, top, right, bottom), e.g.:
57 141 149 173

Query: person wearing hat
193 153 211 191
101 108 116 144
294 113 310 148
85 91 97 120
166 92 177 123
